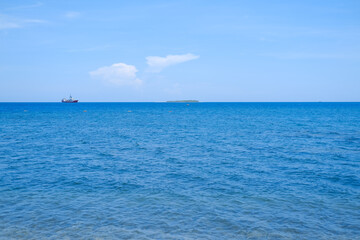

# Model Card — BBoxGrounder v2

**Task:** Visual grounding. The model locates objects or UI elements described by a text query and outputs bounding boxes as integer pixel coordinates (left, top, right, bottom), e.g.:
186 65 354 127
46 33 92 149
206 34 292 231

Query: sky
0 0 360 102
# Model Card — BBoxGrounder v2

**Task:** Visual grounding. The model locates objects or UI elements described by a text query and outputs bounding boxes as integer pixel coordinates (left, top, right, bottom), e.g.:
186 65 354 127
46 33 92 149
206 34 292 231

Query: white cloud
65 11 81 19
24 19 46 23
0 14 45 29
90 63 142 86
5 2 43 10
0 15 20 29
146 53 199 72
0 21 20 29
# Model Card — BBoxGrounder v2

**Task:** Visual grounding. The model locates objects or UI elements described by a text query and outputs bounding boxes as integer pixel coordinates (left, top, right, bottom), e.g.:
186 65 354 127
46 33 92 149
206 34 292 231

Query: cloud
146 53 199 72
0 15 20 29
24 19 46 23
90 63 142 86
5 2 43 10
65 11 81 19
0 14 45 29
0 21 20 29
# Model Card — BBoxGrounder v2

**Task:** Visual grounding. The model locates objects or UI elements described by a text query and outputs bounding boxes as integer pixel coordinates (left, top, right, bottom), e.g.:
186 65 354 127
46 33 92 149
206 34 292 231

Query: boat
62 94 78 103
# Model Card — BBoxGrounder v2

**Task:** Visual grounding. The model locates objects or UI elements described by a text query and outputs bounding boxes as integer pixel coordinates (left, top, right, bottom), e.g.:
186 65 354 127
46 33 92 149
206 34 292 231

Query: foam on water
0 103 360 239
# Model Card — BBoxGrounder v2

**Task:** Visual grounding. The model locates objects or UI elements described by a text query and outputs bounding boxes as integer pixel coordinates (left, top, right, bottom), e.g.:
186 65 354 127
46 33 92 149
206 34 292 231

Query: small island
166 100 199 103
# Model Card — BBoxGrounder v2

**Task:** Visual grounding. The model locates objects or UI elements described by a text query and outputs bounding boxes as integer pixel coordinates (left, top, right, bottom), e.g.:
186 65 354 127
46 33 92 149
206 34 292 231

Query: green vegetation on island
166 100 199 103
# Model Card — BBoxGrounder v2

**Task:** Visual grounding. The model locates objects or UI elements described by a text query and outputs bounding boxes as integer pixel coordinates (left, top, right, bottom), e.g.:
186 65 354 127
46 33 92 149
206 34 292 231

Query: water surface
0 103 359 239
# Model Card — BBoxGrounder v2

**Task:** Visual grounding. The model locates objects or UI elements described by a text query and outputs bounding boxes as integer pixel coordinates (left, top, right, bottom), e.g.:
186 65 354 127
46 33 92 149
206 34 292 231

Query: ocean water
0 102 359 239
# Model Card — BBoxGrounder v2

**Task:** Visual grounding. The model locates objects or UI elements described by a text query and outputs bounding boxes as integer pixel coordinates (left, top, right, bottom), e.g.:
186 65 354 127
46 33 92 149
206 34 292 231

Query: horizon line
1 101 360 103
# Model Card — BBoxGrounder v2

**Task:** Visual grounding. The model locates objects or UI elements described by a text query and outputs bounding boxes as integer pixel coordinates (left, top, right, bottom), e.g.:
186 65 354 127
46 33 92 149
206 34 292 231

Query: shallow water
0 102 359 239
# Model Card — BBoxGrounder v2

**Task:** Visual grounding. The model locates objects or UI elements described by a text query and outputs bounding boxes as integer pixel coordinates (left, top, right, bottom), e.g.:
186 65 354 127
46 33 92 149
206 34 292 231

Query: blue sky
0 0 359 102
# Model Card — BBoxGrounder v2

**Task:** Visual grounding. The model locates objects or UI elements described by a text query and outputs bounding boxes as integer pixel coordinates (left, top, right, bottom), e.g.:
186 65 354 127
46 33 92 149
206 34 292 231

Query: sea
0 102 359 239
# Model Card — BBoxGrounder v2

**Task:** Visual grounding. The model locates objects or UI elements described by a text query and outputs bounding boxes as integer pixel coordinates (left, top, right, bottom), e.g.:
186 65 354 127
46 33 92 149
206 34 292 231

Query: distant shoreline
166 100 199 103
1 101 360 103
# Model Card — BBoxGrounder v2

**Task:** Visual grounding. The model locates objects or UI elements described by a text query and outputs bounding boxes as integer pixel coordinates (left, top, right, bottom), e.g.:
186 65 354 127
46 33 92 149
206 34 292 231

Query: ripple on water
0 102 360 239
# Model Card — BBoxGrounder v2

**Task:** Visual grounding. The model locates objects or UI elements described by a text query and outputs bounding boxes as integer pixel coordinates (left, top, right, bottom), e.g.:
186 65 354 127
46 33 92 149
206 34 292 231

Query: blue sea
0 102 359 239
